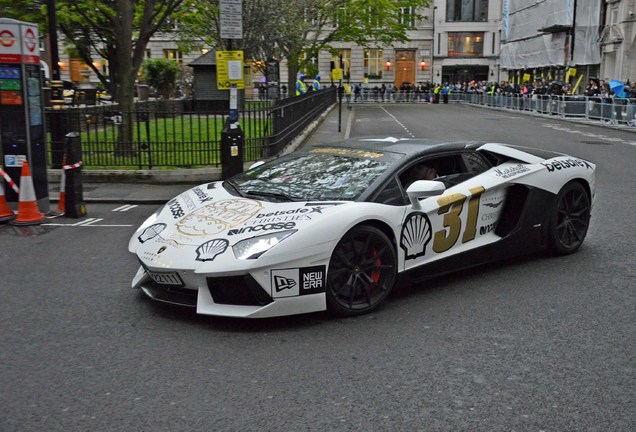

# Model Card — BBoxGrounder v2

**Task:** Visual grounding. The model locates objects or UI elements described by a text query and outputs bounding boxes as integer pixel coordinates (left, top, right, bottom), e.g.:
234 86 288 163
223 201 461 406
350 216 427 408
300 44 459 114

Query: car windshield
227 150 391 201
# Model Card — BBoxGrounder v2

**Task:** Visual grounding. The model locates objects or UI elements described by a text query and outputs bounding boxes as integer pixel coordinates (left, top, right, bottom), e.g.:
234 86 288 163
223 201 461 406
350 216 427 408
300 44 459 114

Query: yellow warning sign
331 68 343 81
216 51 244 90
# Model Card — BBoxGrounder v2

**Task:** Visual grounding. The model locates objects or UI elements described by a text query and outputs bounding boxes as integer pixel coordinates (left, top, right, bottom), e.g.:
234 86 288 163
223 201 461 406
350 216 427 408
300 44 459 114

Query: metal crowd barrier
457 93 636 127
337 88 636 127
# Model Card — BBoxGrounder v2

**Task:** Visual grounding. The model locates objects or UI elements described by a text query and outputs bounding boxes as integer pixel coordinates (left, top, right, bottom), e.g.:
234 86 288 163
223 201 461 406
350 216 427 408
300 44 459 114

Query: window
163 49 183 64
332 50 351 79
399 154 478 190
446 0 488 22
145 49 152 59
448 32 484 57
373 177 404 206
231 151 390 201
364 49 383 79
399 6 415 26
333 1 349 27
300 50 319 75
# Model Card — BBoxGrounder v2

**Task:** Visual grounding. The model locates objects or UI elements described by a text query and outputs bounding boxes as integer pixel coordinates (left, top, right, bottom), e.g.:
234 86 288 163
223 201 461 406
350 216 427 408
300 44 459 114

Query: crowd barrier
462 93 636 127
341 89 636 127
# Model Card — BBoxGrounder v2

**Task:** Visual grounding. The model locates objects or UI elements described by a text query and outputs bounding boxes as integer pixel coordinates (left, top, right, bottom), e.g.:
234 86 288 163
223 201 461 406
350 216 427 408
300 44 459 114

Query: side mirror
406 180 446 210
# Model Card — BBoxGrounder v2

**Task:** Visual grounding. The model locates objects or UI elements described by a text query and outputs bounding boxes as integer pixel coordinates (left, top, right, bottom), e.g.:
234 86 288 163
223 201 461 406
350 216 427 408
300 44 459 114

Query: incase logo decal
271 266 326 298
228 221 296 236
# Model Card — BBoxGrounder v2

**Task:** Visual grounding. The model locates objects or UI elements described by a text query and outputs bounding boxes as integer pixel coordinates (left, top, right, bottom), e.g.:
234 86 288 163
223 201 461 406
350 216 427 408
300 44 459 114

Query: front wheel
548 181 591 255
326 225 397 316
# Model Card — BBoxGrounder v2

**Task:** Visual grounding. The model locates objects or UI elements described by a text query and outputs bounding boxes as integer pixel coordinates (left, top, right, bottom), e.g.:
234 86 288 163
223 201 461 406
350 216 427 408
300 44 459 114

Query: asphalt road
1 104 634 431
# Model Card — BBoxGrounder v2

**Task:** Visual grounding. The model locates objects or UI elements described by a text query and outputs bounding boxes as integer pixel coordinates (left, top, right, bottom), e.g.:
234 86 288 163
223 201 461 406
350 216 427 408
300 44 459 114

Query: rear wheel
326 225 397 316
548 181 591 255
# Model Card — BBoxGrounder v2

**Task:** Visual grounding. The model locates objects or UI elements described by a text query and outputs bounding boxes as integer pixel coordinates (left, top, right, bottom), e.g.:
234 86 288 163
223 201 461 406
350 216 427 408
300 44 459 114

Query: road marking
43 217 132 227
43 222 133 227
379 106 415 137
113 204 138 212
542 123 636 146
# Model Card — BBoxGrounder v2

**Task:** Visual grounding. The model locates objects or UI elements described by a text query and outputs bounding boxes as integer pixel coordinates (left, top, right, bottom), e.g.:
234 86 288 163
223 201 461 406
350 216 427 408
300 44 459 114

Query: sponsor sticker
271 266 326 298
541 158 593 173
176 199 262 236
492 163 531 179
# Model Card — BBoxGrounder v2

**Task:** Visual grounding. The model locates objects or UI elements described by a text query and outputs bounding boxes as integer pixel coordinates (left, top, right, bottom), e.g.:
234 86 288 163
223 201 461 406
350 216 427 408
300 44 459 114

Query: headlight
232 230 297 259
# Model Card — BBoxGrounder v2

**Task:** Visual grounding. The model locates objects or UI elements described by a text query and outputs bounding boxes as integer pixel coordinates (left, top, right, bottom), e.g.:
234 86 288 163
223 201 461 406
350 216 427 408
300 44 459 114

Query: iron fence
45 87 337 169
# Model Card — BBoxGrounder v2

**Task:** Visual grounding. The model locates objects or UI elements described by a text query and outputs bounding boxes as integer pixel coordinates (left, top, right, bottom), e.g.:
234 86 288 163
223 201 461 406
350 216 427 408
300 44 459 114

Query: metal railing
45 88 337 169
340 88 636 127
459 93 636 126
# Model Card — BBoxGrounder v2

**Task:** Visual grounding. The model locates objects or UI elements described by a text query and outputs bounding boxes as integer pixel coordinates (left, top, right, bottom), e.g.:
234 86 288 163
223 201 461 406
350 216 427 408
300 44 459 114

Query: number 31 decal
433 186 486 253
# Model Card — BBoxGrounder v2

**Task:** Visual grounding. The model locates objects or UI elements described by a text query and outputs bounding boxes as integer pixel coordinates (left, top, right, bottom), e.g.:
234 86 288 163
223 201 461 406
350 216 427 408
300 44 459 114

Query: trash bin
137 84 150 101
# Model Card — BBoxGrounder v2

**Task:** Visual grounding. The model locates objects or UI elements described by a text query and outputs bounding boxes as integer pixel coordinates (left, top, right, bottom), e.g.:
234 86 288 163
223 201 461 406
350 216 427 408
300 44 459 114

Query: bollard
220 120 244 180
64 132 87 218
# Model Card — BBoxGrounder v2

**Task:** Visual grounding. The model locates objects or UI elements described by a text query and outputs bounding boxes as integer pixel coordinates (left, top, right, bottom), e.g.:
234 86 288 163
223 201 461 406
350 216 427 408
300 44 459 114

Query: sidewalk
46 101 353 205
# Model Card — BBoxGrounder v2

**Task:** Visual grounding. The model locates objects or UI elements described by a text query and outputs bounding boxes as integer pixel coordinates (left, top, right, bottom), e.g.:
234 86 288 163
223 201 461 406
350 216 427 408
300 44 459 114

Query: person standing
442 83 450 104
312 75 322 91
296 73 307 96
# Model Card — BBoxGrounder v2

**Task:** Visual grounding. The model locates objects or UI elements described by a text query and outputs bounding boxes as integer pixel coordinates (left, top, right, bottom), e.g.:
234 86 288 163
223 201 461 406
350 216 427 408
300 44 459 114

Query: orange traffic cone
0 180 16 223
10 160 44 225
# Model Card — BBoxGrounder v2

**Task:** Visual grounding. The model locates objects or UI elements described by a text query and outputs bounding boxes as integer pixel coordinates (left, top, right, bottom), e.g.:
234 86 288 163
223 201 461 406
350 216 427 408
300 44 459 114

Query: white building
599 0 636 83
51 0 634 95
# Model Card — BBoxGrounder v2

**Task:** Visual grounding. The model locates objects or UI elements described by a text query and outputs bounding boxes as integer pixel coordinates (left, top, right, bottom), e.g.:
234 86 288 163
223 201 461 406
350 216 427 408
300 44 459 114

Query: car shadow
134 251 561 331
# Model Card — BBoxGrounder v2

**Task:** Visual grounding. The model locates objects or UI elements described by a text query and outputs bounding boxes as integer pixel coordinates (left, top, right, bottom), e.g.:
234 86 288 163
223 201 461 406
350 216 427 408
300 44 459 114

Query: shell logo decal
400 212 433 260
196 239 229 262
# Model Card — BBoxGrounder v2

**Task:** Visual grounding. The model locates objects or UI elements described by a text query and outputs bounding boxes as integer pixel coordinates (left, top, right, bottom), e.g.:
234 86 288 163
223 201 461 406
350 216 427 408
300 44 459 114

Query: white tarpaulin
501 0 600 69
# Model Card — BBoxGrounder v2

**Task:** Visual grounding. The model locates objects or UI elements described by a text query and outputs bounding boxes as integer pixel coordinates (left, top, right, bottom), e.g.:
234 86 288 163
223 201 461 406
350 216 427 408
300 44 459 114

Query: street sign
220 0 243 40
0 20 39 65
216 51 244 90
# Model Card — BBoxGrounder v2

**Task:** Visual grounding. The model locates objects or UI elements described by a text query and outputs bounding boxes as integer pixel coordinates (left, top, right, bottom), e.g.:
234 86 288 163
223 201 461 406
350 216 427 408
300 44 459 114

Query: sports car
128 137 596 318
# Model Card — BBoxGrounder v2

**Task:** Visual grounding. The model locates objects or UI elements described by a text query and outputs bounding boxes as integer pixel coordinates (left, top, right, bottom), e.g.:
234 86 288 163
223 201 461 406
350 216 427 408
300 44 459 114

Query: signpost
220 0 243 40
218 1 244 179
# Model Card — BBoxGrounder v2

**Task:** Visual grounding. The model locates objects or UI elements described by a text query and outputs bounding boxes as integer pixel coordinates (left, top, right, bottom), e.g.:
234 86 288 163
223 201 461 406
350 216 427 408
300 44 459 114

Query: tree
174 0 431 91
53 0 187 155
0 0 187 156
142 58 180 98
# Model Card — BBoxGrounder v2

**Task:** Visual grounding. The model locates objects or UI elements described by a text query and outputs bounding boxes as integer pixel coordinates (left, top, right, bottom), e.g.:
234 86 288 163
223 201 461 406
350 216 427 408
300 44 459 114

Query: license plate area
147 270 184 286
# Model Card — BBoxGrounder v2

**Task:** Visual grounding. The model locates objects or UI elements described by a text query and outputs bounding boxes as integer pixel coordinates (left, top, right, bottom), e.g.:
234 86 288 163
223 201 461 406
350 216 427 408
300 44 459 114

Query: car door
398 151 511 271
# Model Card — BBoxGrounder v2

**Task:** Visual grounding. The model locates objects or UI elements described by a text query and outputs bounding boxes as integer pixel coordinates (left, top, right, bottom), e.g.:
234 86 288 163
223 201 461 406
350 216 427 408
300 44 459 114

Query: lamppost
431 4 438 82
46 0 60 81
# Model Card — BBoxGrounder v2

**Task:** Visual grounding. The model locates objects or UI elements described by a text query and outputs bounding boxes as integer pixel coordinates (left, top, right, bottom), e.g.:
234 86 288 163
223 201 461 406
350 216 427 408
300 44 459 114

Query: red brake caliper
370 247 382 286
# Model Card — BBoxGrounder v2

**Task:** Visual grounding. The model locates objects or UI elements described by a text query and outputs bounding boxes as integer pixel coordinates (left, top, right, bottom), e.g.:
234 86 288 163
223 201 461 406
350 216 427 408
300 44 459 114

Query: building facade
432 0 502 84
46 0 634 95
599 0 636 83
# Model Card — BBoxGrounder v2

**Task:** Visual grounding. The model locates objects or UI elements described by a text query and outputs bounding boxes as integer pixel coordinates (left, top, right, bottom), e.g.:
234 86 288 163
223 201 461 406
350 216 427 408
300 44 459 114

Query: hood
130 182 344 269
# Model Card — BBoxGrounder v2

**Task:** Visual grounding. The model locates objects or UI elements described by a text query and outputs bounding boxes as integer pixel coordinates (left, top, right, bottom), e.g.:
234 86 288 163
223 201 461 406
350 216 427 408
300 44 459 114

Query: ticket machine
0 18 49 210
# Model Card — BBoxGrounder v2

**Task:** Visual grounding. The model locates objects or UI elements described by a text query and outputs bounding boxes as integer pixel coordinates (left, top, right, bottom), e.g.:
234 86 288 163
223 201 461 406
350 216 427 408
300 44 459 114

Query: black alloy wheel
326 225 397 316
548 181 591 255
